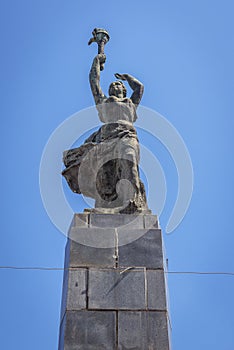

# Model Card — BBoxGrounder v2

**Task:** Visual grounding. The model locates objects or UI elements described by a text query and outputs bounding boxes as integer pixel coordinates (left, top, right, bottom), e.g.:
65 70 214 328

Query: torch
88 28 110 71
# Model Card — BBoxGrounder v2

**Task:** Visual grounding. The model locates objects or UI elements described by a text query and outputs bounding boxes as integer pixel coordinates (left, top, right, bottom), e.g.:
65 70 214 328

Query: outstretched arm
115 73 144 107
89 54 107 105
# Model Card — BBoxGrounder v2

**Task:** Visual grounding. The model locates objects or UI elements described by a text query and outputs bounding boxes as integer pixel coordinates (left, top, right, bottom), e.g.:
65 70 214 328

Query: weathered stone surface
59 214 171 349
67 269 87 310
73 213 89 227
60 269 87 322
88 268 146 309
69 242 115 268
147 270 167 310
118 311 171 350
89 213 144 229
144 214 159 229
69 227 116 249
118 229 164 268
59 311 116 350
67 227 116 267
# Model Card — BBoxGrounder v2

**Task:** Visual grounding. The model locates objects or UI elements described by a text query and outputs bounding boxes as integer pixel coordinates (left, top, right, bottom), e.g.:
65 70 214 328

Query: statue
62 28 150 214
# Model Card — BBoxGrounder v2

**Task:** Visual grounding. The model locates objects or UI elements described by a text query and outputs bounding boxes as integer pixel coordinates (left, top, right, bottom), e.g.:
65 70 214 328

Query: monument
59 28 171 349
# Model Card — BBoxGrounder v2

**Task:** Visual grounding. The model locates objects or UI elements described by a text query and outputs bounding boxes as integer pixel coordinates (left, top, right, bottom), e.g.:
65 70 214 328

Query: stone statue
62 28 150 214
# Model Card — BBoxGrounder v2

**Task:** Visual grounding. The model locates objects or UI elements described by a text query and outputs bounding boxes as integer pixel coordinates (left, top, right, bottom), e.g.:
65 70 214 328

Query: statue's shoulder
122 97 133 104
105 97 133 104
105 96 119 103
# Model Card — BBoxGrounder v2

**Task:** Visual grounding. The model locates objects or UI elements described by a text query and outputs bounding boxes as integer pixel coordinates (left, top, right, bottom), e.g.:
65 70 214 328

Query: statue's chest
98 98 135 123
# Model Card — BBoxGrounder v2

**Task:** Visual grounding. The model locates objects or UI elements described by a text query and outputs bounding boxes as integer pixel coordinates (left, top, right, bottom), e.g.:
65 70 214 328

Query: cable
166 271 234 276
0 266 65 271
0 265 234 275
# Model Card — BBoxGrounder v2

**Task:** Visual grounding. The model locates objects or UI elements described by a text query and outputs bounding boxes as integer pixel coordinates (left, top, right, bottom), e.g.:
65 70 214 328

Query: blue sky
1 0 234 349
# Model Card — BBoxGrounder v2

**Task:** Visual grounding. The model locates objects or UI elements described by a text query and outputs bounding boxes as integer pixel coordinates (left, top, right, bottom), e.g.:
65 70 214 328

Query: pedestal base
58 213 171 350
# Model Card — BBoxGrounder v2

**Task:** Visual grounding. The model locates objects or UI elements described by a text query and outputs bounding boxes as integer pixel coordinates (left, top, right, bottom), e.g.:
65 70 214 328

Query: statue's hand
96 53 106 64
114 73 127 81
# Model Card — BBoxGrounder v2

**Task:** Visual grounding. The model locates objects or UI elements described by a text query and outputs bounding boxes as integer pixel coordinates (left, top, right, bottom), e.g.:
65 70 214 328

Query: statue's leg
116 154 140 210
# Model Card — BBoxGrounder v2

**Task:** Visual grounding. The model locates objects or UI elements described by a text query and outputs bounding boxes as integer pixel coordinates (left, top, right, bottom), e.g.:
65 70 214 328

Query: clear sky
1 0 234 349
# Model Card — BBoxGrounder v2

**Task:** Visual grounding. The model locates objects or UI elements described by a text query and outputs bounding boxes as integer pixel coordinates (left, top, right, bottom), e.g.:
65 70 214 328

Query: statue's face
109 81 124 98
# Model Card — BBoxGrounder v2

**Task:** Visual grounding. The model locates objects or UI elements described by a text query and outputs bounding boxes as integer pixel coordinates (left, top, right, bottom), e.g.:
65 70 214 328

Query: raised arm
89 54 107 105
115 73 144 107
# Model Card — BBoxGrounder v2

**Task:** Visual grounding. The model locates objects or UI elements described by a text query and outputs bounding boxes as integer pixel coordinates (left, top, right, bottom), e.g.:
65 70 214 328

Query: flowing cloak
62 121 139 198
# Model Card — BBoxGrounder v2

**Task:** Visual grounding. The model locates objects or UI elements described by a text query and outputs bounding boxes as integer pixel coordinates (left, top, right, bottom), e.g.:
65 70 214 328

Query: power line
0 265 234 276
166 271 234 276
0 266 65 271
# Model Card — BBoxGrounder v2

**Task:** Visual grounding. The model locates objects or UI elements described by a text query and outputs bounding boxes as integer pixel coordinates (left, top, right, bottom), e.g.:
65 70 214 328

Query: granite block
68 243 115 268
73 213 89 227
144 214 159 229
89 213 144 228
147 270 167 310
118 311 170 350
118 229 164 268
60 311 116 350
116 227 148 247
69 227 115 248
60 269 87 322
66 269 87 310
67 227 116 267
88 268 146 309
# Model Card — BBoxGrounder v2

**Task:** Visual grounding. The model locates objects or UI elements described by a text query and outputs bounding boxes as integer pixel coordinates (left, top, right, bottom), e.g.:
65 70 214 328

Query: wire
0 266 65 271
166 271 234 276
0 265 234 276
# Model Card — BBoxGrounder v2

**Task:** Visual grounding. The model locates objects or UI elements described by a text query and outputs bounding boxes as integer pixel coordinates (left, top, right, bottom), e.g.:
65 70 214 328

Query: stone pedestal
58 213 171 350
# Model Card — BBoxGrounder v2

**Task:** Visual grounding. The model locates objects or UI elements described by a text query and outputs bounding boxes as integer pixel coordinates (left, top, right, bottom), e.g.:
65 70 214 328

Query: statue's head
109 81 127 98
